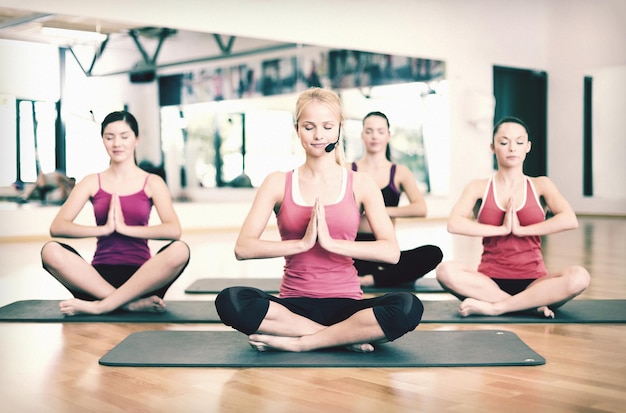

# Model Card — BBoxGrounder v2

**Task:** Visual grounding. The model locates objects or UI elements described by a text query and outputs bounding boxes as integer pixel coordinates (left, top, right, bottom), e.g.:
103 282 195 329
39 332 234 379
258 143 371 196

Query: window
0 99 58 186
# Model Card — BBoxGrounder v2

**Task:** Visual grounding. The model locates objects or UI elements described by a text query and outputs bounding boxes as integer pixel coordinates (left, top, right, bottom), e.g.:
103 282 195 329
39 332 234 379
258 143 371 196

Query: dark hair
101 111 139 137
363 111 390 128
363 111 392 160
493 116 529 141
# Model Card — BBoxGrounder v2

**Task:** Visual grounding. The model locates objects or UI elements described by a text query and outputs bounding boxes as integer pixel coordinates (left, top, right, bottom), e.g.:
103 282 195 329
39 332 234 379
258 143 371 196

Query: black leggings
42 241 189 301
354 234 443 287
215 286 424 341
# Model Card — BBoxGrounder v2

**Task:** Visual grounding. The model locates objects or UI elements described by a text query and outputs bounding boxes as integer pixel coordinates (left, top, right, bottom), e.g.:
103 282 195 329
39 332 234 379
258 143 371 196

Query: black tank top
351 162 401 207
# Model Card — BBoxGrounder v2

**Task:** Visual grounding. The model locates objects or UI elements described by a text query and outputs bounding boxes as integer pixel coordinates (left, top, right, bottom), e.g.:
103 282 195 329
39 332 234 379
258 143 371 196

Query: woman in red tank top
40 111 190 316
435 116 589 318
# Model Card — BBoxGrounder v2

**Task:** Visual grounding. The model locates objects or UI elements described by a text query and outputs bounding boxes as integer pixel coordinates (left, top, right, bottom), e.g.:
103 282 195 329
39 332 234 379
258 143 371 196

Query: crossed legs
435 261 590 317
41 240 190 316
215 288 423 352
249 302 386 353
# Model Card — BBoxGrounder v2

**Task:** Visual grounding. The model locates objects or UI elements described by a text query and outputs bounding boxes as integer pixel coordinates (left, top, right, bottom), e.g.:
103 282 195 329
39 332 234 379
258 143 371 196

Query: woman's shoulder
79 172 99 183
466 177 490 192
257 170 288 193
143 172 173 200
394 163 414 180
264 170 287 183
352 168 378 192
75 173 99 190
527 176 557 193
63 173 99 201
144 172 166 186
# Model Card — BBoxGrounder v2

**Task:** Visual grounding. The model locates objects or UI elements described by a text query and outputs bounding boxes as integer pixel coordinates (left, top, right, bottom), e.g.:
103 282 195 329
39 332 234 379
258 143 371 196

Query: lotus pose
349 111 442 288
41 111 190 316
215 88 424 352
436 116 590 318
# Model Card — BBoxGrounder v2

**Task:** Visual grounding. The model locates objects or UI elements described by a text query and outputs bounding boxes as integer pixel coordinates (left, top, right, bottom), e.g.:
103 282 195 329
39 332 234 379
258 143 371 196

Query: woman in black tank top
348 111 442 288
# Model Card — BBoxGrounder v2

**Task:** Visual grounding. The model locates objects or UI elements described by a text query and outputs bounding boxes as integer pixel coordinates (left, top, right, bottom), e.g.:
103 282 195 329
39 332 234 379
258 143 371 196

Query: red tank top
91 174 153 266
476 176 548 279
277 168 362 298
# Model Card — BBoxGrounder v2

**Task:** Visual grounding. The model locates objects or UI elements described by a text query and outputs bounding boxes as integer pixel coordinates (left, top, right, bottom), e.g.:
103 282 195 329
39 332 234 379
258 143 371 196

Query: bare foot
123 296 166 313
458 298 498 317
59 299 103 316
346 343 374 353
248 334 376 353
248 334 304 352
359 274 375 288
458 299 556 318
537 305 555 318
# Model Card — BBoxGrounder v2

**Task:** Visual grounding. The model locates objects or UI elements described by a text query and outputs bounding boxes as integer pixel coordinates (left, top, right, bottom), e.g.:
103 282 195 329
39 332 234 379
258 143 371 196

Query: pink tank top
277 169 362 299
91 174 153 266
476 176 548 279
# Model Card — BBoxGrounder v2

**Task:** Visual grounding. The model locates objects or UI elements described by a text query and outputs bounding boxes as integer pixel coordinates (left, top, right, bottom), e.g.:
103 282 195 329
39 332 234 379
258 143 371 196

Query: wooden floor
0 215 625 412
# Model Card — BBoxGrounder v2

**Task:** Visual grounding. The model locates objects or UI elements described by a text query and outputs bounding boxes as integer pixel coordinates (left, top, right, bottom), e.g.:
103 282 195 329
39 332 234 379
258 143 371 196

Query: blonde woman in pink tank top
215 88 424 352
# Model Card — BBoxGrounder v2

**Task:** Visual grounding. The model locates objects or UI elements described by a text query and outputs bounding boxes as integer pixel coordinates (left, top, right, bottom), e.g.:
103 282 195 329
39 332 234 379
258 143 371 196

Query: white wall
0 39 59 101
591 66 626 201
1 0 625 217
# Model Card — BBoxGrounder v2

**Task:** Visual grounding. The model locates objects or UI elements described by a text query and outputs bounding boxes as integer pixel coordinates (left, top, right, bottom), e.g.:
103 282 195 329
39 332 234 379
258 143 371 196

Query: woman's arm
234 172 316 260
386 164 427 218
512 176 578 237
49 174 113 238
447 179 510 237
115 175 182 240
318 172 400 264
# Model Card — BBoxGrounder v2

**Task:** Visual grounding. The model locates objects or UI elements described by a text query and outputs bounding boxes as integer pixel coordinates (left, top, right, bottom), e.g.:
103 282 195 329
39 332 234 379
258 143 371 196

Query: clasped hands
101 194 129 236
301 197 334 251
501 196 527 237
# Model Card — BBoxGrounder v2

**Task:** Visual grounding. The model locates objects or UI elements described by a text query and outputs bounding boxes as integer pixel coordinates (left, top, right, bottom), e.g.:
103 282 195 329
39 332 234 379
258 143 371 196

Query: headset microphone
325 126 342 153
324 138 340 153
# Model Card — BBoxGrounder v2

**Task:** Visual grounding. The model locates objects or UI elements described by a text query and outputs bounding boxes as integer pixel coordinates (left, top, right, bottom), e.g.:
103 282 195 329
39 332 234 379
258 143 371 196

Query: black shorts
491 278 537 296
215 286 423 341
44 241 183 301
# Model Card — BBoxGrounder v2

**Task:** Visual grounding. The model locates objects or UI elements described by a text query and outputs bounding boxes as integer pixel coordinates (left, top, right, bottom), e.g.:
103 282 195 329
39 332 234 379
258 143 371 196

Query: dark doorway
493 66 547 177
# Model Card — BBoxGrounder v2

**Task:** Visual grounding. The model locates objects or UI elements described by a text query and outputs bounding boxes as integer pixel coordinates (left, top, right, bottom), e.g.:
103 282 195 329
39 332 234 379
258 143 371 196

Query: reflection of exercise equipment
32 101 41 176
15 100 42 186
227 113 252 188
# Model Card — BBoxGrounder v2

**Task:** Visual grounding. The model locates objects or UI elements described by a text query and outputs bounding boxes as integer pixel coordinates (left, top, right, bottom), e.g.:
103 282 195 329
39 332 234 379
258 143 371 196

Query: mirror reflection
158 46 449 199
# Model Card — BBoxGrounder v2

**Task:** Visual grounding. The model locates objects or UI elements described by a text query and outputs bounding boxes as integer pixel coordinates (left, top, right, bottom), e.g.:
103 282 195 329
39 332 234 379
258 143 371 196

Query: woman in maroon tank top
435 116 589 318
40 111 190 316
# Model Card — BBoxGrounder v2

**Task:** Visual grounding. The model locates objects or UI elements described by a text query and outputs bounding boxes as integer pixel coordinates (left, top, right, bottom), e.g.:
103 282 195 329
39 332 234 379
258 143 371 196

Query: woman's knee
215 287 269 334
159 240 191 267
374 293 423 341
566 265 591 294
435 261 455 283
424 245 444 264
401 293 424 331
41 241 69 268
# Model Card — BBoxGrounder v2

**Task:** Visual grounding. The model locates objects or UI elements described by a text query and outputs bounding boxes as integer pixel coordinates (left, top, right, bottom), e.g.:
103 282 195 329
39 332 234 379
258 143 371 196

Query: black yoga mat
99 329 545 367
0 299 219 323
2 299 624 324
421 299 626 324
184 276 445 294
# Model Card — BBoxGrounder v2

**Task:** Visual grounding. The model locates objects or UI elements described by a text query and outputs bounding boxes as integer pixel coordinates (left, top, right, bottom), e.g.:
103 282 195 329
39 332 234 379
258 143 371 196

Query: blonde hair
294 87 345 165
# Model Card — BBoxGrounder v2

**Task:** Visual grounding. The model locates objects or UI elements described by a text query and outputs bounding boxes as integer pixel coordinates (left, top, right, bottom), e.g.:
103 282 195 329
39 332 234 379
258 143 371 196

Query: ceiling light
41 27 107 44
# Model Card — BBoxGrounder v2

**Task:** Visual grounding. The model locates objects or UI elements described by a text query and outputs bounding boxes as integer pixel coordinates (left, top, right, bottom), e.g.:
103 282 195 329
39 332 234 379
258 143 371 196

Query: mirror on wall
0 20 449 199
158 45 449 199
586 65 626 200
